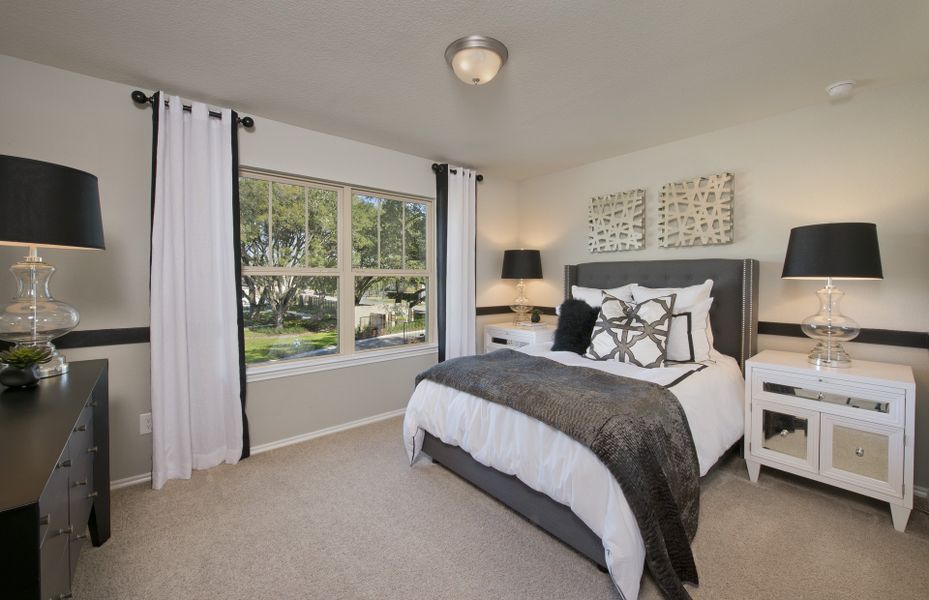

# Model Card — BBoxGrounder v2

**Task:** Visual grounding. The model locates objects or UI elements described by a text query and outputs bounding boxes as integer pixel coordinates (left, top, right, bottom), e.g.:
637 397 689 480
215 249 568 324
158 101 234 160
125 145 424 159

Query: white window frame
239 167 437 382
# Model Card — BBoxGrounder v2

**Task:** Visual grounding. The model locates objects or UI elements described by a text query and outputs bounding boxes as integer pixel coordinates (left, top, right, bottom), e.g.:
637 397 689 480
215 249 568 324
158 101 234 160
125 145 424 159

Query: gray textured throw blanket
416 350 700 600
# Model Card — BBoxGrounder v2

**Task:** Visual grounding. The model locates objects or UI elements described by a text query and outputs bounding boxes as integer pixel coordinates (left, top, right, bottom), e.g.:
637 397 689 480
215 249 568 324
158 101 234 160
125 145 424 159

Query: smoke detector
826 80 855 99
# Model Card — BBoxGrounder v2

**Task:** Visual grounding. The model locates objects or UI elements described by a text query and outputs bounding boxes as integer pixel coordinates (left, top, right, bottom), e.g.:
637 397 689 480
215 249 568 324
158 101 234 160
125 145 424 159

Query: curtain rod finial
131 90 151 105
240 116 255 129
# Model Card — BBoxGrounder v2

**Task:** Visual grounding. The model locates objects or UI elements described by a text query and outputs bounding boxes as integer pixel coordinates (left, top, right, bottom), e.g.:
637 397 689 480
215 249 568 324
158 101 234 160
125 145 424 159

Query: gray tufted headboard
564 258 759 370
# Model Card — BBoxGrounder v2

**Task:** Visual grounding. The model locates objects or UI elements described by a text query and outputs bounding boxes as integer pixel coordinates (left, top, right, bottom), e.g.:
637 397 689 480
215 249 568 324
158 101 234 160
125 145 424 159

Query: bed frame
423 258 759 571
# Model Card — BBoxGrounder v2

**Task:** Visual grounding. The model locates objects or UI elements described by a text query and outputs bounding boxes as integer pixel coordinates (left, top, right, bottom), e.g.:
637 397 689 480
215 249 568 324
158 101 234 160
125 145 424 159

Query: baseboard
250 408 406 455
916 486 928 500
111 472 152 490
108 407 407 491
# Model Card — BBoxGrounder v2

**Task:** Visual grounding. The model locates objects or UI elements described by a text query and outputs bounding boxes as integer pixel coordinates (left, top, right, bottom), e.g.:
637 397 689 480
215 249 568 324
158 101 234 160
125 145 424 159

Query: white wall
516 77 929 487
0 54 520 481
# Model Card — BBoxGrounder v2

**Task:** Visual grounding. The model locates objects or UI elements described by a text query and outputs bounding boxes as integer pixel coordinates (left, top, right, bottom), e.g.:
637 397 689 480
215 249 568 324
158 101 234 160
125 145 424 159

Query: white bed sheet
402 343 745 599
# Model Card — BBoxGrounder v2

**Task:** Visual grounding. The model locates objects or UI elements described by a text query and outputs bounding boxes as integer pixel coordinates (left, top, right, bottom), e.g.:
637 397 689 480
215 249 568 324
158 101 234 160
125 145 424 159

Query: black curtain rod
131 90 255 128
432 162 483 182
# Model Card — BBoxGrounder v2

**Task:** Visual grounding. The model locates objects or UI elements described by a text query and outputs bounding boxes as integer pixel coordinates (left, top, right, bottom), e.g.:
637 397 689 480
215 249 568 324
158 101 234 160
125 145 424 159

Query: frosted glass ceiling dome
445 36 508 85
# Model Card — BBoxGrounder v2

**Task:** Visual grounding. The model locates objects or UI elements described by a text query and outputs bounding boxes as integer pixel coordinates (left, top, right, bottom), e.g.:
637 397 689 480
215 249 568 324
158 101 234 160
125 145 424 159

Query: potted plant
530 308 542 323
0 346 52 388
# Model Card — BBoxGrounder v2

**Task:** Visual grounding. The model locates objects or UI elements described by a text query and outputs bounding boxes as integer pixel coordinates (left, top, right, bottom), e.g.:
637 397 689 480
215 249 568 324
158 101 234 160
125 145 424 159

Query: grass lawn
244 328 338 363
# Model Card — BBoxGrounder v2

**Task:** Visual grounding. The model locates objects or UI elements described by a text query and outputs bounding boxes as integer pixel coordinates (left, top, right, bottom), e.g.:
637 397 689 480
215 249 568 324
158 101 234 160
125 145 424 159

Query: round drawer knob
779 429 790 437
855 447 865 458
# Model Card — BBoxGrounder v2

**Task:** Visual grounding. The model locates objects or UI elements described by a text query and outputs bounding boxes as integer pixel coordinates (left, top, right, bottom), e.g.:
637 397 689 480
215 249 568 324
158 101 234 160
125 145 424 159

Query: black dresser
0 360 110 600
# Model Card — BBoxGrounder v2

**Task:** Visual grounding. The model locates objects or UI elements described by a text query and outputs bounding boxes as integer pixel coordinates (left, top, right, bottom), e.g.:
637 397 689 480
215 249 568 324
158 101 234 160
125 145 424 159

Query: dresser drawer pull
75 533 89 540
74 424 87 432
855 447 865 458
56 525 74 536
72 479 88 487
87 491 99 499
54 593 74 599
779 429 790 437
39 514 51 525
87 446 99 454
57 459 72 469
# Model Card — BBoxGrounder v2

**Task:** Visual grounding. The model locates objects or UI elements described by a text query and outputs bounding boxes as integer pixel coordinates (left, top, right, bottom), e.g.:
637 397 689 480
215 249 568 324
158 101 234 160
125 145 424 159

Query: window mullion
339 186 354 355
266 180 273 266
376 198 382 269
402 201 406 270
304 186 309 268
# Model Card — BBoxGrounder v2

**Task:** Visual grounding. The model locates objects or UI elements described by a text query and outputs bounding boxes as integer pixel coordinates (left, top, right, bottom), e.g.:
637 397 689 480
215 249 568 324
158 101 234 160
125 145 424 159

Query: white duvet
402 343 745 599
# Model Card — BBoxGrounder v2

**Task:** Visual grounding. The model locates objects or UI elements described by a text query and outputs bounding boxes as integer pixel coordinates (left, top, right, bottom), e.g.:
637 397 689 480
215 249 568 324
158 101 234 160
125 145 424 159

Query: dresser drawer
69 406 96 529
40 529 71 600
752 368 904 426
38 453 71 548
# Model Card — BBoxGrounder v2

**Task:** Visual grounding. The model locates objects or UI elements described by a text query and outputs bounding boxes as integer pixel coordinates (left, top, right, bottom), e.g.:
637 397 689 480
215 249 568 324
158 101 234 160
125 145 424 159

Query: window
238 169 433 369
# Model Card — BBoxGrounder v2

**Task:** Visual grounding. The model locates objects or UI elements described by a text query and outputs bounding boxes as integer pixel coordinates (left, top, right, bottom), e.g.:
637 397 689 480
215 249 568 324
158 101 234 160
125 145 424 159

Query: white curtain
444 166 477 359
151 95 243 489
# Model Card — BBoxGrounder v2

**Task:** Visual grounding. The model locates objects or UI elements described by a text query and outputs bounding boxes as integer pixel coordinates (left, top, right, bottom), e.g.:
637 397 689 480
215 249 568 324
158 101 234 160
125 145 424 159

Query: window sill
246 343 438 383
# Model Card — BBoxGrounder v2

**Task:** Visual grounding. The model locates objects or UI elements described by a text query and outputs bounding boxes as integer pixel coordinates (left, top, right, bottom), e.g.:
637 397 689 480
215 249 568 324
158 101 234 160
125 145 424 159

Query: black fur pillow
551 299 600 354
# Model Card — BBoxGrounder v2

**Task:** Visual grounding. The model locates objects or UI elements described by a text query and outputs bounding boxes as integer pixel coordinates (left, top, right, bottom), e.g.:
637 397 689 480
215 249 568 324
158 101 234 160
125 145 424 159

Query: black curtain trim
434 164 449 362
148 91 160 274
231 111 251 459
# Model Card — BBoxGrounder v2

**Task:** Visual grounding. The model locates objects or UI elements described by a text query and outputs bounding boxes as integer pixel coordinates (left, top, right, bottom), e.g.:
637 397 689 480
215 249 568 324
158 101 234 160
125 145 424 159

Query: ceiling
1 1 927 180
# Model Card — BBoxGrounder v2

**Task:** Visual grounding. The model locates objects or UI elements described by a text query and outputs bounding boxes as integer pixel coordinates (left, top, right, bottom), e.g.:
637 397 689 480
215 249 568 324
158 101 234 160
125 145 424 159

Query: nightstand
744 349 916 531
483 322 555 353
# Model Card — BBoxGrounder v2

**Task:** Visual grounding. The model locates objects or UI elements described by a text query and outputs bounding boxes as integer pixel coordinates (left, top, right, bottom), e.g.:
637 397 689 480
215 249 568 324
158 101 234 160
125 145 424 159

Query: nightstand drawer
820 414 903 497
752 368 904 426
750 399 820 473
483 323 555 354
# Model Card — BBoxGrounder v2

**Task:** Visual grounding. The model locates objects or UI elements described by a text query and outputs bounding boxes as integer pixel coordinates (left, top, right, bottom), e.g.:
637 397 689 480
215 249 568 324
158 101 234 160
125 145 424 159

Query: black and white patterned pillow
585 293 676 368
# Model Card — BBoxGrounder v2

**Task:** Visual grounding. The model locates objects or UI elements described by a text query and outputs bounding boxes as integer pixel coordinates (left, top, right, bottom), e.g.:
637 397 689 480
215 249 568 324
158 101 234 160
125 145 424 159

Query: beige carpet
73 417 929 600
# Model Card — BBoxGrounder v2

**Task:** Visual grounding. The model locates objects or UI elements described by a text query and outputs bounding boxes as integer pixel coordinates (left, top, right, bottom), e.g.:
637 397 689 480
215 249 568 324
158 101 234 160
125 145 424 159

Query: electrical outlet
140 412 152 435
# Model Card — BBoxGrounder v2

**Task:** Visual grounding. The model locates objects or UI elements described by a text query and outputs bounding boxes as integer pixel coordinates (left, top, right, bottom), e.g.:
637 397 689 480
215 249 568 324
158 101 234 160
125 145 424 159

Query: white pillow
571 283 634 308
632 279 712 310
667 297 714 362
633 280 714 362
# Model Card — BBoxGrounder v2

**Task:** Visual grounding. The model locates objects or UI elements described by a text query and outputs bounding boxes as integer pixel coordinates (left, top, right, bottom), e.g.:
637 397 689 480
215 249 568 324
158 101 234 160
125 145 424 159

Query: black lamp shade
501 249 542 279
782 222 882 280
0 155 105 250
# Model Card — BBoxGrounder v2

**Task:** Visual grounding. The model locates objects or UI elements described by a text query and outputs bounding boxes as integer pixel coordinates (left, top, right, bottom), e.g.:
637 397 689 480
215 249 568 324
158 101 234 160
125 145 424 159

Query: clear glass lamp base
801 284 859 368
806 341 852 368
509 279 532 324
34 343 69 377
0 255 79 378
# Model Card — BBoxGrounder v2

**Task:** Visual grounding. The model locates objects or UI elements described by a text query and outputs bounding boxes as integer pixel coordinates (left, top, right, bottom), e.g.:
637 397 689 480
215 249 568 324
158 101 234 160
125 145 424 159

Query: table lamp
501 249 542 324
0 155 105 377
781 222 882 368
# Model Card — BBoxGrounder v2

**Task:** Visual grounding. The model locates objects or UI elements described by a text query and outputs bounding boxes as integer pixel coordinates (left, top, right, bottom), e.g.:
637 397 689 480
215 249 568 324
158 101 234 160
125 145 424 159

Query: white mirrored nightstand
744 349 916 531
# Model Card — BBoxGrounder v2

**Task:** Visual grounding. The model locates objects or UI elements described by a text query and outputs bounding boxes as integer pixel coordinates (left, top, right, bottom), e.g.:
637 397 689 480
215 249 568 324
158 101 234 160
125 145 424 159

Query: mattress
403 342 745 599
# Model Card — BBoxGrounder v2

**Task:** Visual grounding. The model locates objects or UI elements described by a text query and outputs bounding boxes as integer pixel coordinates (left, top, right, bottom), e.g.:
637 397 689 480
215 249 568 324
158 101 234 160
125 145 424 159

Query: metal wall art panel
658 172 734 247
587 189 646 253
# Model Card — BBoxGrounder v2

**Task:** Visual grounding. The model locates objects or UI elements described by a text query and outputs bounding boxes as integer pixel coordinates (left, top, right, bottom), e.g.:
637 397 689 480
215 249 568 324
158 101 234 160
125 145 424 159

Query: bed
403 258 758 599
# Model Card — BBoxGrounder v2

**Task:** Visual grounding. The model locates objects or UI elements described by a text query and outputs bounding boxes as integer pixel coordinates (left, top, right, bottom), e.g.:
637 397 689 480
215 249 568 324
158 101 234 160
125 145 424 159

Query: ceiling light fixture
445 35 508 85
826 80 855 99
